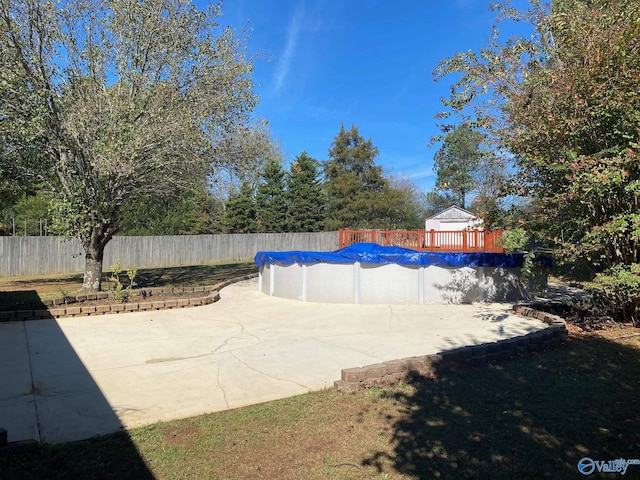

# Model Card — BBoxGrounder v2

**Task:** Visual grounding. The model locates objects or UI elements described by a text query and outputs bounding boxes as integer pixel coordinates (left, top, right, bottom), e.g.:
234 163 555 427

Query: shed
425 206 483 231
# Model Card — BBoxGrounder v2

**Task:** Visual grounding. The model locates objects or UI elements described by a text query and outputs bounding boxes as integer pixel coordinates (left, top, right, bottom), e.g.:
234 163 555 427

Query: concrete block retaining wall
334 304 568 393
0 274 258 322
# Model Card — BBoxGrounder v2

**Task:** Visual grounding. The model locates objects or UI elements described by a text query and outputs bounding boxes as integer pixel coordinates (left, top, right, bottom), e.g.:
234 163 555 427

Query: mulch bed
528 300 619 332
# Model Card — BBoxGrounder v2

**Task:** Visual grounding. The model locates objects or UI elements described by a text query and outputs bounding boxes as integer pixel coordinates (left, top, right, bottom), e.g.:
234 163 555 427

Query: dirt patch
566 322 584 335
528 300 618 332
163 424 204 449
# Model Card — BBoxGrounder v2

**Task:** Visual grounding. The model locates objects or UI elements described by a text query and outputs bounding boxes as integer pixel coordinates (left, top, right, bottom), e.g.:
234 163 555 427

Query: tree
255 160 288 233
286 151 326 232
210 120 283 203
424 191 458 217
0 0 256 290
385 175 426 230
323 124 389 230
433 124 483 209
12 192 52 236
221 182 258 234
118 186 223 235
435 0 640 322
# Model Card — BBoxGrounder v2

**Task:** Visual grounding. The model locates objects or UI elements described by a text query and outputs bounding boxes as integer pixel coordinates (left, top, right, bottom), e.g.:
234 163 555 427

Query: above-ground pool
254 243 545 305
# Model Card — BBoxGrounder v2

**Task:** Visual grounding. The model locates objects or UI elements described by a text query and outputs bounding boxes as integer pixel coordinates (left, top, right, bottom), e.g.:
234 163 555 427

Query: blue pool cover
255 243 529 269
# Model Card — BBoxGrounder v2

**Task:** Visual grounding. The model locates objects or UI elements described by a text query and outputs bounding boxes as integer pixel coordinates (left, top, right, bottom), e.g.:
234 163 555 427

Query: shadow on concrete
0 316 155 479
362 335 640 479
472 311 510 323
0 290 52 312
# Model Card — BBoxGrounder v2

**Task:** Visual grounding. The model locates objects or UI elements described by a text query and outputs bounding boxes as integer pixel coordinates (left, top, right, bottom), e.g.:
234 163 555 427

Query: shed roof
426 205 479 221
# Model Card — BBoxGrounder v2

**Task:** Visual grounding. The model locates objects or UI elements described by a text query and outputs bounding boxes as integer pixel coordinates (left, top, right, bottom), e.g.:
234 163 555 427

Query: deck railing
338 228 504 253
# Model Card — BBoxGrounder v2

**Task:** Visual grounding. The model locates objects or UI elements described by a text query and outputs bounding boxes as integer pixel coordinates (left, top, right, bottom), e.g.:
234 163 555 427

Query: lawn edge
335 304 568 393
0 274 259 322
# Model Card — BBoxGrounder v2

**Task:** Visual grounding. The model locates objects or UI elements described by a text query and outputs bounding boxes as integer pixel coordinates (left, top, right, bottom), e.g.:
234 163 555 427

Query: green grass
2 331 640 479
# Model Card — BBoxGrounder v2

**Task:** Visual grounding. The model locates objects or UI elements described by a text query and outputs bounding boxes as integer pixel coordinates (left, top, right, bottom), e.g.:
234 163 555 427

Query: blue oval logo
578 457 595 475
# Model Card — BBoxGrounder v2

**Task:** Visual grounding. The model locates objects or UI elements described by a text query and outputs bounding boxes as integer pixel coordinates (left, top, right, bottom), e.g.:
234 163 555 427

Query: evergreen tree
425 190 458 217
433 124 483 209
286 152 326 232
323 124 389 230
119 187 223 235
255 160 288 232
221 182 258 233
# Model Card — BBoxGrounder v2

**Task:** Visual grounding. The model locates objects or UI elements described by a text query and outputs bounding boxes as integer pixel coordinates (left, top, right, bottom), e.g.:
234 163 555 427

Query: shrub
108 261 137 303
590 264 640 326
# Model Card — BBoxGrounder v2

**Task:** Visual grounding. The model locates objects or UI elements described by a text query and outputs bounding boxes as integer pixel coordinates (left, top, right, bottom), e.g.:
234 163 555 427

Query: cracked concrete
0 278 548 444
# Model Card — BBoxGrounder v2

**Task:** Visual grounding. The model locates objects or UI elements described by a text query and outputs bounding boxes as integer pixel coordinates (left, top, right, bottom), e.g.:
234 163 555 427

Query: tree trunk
83 243 105 291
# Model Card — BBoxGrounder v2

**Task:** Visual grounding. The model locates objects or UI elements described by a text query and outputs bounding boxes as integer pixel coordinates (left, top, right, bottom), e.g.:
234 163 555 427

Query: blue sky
217 0 529 192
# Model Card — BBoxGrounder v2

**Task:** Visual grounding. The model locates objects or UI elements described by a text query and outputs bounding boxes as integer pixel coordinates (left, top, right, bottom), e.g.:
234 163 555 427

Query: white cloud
274 2 305 91
408 169 436 180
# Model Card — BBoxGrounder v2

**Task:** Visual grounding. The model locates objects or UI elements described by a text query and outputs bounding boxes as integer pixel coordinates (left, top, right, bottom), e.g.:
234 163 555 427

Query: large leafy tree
433 123 483 209
286 151 326 232
323 124 389 230
436 0 640 322
210 120 282 204
385 175 426 230
0 0 256 290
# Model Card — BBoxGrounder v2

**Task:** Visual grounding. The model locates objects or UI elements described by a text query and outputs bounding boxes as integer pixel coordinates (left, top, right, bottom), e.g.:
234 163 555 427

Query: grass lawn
0 261 257 308
1 267 640 479
1 330 639 479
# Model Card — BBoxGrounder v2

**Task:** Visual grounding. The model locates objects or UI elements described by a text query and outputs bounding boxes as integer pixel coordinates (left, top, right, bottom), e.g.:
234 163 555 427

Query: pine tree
286 152 326 232
323 124 389 230
433 124 483 210
255 160 288 232
221 182 258 233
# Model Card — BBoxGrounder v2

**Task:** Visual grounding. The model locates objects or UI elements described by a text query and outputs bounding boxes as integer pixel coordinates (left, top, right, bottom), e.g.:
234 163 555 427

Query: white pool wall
258 262 543 305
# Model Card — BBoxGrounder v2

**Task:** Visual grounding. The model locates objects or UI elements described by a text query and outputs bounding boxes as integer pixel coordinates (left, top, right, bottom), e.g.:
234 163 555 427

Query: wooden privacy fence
0 231 339 276
338 228 504 253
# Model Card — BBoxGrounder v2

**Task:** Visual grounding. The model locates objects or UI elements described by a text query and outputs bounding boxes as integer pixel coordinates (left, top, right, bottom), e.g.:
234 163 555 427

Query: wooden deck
338 228 504 253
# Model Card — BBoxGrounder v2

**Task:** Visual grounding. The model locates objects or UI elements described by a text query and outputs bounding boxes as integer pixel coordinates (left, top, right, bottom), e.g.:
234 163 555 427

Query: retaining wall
334 304 568 392
0 274 258 322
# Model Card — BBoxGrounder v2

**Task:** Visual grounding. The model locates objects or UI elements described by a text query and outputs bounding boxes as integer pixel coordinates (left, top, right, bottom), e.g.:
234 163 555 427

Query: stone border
0 273 258 322
0 427 38 455
334 304 568 393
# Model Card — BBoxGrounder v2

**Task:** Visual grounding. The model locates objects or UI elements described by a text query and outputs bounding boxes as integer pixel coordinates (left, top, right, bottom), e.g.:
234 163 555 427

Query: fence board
0 232 338 276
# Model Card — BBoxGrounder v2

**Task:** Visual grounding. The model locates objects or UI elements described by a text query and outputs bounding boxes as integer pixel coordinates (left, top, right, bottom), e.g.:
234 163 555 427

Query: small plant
58 288 73 304
108 260 137 303
126 268 138 290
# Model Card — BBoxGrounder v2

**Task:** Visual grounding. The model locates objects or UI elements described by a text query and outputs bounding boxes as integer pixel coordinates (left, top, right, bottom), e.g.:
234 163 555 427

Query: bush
108 261 137 303
590 264 640 326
